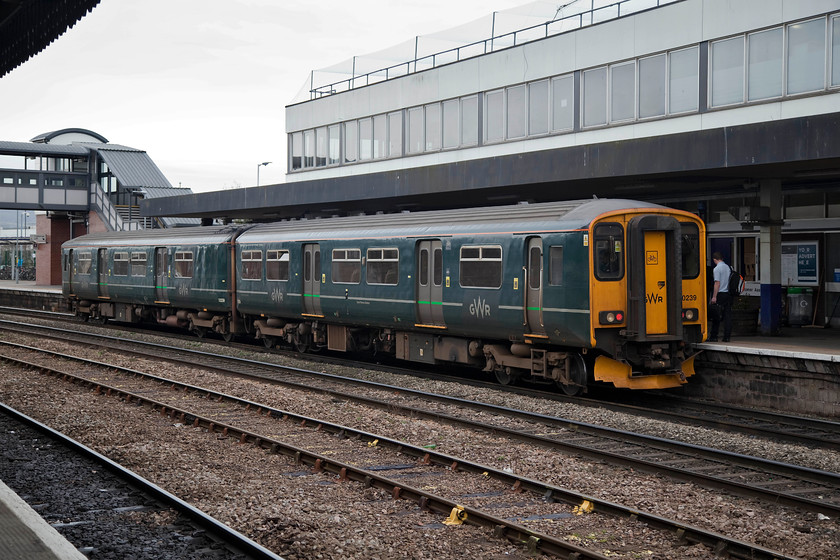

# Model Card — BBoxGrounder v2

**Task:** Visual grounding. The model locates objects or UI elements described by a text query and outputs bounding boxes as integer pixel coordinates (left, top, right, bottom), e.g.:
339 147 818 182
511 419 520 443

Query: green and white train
63 198 707 393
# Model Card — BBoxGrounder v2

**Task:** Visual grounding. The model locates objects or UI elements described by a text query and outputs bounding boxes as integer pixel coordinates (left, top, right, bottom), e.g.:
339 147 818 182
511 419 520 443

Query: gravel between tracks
1 324 838 559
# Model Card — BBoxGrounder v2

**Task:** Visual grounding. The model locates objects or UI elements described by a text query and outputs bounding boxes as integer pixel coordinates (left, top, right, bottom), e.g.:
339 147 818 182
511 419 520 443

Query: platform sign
782 242 819 286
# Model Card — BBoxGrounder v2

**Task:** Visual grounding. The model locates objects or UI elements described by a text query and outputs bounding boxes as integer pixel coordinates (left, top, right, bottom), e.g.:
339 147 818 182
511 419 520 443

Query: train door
524 237 545 336
97 248 108 299
643 231 668 335
627 216 681 339
66 249 74 291
155 247 169 303
415 240 445 327
302 243 322 316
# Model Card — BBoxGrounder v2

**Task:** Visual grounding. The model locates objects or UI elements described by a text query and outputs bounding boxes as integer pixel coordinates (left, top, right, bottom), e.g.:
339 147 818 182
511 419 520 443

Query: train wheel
293 334 310 353
192 326 208 339
262 335 277 349
495 366 521 386
222 332 235 343
557 353 587 396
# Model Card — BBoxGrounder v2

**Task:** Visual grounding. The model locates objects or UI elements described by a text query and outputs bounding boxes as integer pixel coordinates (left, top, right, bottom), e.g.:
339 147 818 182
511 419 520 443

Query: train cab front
588 210 706 390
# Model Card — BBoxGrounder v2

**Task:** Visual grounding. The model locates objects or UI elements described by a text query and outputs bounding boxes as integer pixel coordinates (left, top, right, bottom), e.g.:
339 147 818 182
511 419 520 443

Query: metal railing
90 182 139 231
308 0 679 100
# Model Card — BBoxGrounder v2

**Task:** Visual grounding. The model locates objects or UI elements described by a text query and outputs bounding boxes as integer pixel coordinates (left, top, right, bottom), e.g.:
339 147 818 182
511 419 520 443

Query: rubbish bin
787 287 813 326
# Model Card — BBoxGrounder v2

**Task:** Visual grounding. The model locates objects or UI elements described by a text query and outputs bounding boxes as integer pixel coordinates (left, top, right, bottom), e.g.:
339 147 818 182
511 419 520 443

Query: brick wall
34 214 91 286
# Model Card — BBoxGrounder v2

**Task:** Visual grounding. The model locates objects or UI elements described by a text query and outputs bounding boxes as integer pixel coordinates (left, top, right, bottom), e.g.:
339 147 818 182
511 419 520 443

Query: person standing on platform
709 251 732 342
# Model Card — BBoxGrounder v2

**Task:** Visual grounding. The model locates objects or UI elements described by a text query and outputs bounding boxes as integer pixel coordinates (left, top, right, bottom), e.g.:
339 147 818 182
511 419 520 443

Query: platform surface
697 327 840 362
0 280 61 294
0 479 86 560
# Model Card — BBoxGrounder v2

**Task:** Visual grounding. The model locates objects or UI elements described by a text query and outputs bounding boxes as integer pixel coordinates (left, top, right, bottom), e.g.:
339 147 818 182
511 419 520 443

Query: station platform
0 281 67 314
696 327 840 363
0 479 86 560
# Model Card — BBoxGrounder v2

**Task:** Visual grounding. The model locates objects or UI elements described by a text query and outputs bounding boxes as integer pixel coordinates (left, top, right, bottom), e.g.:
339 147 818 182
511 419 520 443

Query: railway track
2 312 838 451
0 340 803 560
2 319 838 517
0 401 283 560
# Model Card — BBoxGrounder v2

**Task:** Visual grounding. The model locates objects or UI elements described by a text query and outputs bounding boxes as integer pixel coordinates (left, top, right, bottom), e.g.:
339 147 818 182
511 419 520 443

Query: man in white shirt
709 251 731 342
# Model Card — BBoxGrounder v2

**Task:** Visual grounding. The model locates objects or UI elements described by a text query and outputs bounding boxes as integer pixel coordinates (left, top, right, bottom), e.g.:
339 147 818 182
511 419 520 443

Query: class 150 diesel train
62 198 707 393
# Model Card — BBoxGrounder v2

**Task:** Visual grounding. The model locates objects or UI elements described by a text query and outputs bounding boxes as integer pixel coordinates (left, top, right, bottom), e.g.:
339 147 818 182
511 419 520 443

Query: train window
267 250 289 281
113 252 129 276
529 246 541 289
549 246 563 286
174 251 194 278
433 248 442 287
680 223 701 279
130 252 147 277
460 245 502 288
332 248 361 284
594 224 624 280
77 252 92 274
242 250 262 280
304 251 311 282
419 249 429 286
367 248 399 285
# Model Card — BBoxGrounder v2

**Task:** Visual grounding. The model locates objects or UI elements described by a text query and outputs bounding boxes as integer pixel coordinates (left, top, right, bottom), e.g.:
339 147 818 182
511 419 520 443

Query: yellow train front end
587 207 706 389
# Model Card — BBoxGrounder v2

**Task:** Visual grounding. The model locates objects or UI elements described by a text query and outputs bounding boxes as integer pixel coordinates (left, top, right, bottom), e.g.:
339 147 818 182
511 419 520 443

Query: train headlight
598 310 625 325
681 308 698 321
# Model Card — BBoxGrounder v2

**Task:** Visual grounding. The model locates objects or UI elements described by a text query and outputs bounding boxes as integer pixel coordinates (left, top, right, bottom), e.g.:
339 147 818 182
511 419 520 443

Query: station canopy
292 0 677 104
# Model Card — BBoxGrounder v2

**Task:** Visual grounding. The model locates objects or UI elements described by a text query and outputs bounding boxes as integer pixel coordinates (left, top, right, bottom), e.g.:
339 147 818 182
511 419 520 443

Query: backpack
727 265 744 296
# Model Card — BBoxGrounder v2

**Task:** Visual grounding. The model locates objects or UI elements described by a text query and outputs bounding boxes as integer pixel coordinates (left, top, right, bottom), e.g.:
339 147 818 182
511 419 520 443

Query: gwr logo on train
469 296 491 319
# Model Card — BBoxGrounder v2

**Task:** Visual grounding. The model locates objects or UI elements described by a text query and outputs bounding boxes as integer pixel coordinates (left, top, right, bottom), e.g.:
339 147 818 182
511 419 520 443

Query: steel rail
0 401 285 560
2 315 837 454
2 313 837 453
0 345 801 560
1 351 613 559
3 323 840 517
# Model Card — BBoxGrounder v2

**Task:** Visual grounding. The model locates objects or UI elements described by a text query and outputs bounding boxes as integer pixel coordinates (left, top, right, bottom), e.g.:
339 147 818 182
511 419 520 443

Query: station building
0 128 196 284
146 0 840 334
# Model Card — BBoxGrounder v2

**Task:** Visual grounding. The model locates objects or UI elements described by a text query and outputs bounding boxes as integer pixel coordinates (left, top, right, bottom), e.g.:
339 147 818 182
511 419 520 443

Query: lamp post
257 161 271 186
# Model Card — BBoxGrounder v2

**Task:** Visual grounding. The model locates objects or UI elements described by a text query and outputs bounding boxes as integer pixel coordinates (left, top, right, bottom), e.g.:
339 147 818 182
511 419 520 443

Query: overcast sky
1 0 528 193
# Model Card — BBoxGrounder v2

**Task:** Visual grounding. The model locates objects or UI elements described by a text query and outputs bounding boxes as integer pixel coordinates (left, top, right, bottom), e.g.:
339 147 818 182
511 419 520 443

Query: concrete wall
0 287 68 313
688 350 839 418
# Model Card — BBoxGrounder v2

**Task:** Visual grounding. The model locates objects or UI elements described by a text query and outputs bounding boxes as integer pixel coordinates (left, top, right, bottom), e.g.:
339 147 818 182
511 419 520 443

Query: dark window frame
593 223 624 281
113 251 129 277
266 249 290 282
332 248 362 284
174 251 194 279
241 249 263 280
366 247 399 285
459 245 503 289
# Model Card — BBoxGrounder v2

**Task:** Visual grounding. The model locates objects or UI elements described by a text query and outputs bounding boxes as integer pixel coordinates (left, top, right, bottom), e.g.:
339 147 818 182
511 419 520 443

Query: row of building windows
710 16 840 107
290 13 840 173
0 155 85 172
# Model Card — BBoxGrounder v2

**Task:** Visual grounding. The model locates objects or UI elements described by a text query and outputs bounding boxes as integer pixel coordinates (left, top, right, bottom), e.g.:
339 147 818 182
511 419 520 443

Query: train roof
62 224 246 248
61 199 692 249
238 198 676 243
